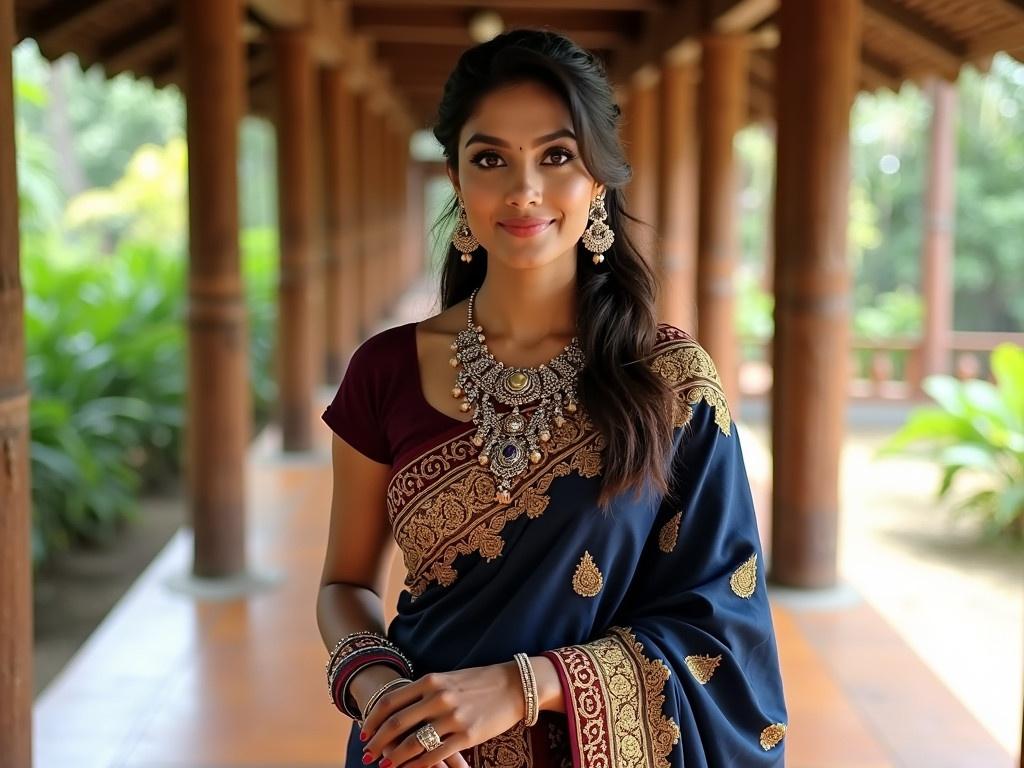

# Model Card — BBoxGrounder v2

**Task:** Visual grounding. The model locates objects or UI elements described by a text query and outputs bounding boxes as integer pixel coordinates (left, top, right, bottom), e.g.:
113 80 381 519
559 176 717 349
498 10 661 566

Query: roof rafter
862 0 964 74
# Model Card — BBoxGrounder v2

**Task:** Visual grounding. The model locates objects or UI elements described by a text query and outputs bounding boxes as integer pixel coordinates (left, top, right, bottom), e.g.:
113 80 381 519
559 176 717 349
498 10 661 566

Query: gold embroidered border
649 326 731 437
546 625 680 768
470 720 533 766
386 411 605 599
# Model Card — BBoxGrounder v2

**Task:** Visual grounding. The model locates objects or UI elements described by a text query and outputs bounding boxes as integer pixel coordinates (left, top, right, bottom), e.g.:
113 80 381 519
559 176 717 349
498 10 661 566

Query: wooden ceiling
13 0 1024 128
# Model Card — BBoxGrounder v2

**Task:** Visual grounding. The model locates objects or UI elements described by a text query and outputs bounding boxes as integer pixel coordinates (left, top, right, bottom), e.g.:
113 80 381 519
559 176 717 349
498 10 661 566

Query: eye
470 150 504 169
545 147 577 166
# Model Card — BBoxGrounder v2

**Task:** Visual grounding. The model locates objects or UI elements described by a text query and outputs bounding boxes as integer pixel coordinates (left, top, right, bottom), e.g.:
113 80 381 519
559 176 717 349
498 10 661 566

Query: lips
498 218 555 237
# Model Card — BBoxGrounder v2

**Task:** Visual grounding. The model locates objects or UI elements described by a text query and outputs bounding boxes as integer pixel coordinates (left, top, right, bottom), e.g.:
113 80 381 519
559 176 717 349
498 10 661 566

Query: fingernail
360 730 368 742
361 752 374 764
380 760 393 768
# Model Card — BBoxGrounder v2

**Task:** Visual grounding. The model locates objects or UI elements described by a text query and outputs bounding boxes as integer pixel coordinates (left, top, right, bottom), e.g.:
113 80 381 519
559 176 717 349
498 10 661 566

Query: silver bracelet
359 677 414 726
513 652 539 727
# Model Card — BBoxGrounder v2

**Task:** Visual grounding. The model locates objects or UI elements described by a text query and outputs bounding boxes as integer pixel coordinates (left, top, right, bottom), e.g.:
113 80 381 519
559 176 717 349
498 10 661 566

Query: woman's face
449 80 603 270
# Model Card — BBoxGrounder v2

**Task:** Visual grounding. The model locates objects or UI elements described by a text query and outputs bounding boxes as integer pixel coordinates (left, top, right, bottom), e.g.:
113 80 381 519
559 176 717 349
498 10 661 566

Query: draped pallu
323 322 788 767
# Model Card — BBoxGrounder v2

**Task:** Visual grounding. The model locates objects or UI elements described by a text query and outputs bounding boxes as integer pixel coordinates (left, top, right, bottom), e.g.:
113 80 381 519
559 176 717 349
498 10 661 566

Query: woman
317 28 788 768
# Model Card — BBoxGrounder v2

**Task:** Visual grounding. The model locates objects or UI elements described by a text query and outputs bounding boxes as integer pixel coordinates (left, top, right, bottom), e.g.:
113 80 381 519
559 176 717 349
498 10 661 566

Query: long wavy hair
428 28 679 514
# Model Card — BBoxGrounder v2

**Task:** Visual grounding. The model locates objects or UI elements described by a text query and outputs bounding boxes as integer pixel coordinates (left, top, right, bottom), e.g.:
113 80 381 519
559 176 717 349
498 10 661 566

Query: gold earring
452 197 479 263
582 189 614 264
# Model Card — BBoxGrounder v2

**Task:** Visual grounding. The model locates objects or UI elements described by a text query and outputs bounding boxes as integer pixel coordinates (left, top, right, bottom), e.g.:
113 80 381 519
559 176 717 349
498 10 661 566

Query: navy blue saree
322 321 788 767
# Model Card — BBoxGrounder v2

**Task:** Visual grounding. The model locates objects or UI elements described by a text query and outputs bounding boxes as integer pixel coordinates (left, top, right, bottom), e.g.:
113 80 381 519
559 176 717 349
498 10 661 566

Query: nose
504 163 542 209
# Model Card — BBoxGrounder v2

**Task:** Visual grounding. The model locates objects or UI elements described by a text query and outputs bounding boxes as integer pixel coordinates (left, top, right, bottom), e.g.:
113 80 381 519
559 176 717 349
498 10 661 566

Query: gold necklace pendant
450 288 585 504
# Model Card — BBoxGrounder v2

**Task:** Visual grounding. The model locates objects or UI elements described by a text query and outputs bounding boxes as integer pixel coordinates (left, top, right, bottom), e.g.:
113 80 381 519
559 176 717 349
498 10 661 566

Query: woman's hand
358 661 526 768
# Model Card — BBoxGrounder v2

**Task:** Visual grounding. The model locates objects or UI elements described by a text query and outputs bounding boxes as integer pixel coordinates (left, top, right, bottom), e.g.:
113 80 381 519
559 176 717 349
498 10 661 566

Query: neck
471 249 578 345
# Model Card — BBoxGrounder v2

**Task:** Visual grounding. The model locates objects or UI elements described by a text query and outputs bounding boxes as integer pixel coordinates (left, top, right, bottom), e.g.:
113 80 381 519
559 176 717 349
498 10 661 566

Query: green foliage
24 230 278 568
876 343 1024 540
63 137 187 250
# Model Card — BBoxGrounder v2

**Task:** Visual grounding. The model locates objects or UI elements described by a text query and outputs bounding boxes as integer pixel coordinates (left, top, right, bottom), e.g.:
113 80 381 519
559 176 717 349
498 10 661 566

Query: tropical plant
876 343 1024 540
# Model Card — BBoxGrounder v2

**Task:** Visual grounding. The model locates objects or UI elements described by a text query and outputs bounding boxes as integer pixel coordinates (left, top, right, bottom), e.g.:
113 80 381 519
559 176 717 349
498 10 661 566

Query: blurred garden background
13 35 1024 757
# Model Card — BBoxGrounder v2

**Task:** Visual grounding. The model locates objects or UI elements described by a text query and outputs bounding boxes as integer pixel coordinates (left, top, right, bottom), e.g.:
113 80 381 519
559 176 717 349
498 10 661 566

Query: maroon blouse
321 321 474 469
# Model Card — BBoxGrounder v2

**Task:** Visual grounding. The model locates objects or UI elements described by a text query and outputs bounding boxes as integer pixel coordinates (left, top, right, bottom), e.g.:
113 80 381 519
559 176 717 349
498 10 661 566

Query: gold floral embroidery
684 653 723 684
471 720 533 766
657 510 683 553
386 410 605 600
649 326 731 436
729 552 758 598
548 626 680 768
760 722 787 750
572 550 604 597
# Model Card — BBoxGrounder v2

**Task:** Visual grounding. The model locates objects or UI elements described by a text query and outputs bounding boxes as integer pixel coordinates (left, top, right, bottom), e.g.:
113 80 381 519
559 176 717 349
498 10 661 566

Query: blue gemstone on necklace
502 443 518 459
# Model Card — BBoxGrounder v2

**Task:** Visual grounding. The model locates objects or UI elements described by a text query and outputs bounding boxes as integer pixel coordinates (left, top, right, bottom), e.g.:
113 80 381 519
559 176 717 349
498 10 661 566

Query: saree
322 320 788 767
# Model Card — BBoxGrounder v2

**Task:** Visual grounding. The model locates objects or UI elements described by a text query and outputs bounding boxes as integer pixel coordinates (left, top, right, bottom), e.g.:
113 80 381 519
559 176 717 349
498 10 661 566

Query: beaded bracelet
513 652 539 727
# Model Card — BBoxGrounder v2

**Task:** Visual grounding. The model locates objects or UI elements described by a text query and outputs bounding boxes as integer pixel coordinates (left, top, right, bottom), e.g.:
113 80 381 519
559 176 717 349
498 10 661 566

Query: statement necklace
449 287 586 504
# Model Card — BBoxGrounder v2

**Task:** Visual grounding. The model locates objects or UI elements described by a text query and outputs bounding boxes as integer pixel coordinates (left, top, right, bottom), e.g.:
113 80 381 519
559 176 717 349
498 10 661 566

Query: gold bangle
513 652 539 727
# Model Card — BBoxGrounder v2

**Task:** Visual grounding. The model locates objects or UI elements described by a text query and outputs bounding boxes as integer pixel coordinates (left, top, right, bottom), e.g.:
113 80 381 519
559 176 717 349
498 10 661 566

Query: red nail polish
380 760 392 768
360 730 368 742
361 752 374 764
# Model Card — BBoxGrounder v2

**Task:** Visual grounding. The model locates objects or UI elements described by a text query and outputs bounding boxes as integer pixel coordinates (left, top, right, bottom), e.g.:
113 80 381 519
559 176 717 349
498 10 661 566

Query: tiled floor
31 279 1018 767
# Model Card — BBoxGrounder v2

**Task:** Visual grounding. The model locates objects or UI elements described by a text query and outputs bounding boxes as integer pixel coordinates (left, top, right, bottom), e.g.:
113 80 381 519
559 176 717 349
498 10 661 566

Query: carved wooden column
626 70 659 236
320 65 349 382
273 27 316 450
180 0 249 577
0 0 33 760
770 0 861 588
697 33 748 409
657 48 700 331
920 77 957 385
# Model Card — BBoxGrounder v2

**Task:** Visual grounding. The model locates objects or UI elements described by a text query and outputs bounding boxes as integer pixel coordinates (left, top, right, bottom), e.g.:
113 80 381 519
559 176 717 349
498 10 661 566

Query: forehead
461 81 572 144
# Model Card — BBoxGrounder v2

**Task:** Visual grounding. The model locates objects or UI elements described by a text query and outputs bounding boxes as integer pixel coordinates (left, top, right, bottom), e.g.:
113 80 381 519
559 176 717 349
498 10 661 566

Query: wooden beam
862 0 964 74
609 0 775 83
966 27 1024 59
98 7 179 76
351 0 663 8
22 0 120 47
861 48 903 92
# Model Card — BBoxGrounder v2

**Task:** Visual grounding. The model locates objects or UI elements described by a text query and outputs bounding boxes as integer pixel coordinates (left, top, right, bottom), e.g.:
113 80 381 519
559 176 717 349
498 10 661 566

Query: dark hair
429 27 678 514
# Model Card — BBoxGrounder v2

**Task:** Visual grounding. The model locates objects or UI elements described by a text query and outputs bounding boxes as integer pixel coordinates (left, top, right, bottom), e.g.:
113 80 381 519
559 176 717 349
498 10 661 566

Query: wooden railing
739 331 1024 400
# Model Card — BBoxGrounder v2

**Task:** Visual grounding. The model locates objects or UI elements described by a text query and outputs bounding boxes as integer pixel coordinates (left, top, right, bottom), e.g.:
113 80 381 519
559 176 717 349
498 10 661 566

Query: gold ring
414 723 443 752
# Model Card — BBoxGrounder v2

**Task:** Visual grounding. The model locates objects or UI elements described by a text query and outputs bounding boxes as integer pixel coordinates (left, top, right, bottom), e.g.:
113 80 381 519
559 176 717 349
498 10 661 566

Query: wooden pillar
359 97 381 330
309 63 327 389
920 77 957 384
320 65 348 383
630 70 659 231
697 33 748 409
334 73 360 360
657 50 700 331
1 0 34 760
273 28 315 451
770 0 860 589
181 0 249 577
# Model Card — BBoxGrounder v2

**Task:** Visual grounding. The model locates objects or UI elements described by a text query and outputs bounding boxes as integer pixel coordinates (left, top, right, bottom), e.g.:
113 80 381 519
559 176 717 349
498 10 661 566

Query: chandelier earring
452 196 479 263
581 188 614 265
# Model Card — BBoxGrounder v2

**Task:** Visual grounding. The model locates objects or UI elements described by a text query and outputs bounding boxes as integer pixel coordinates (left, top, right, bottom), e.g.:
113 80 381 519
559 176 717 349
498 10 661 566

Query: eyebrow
464 128 577 149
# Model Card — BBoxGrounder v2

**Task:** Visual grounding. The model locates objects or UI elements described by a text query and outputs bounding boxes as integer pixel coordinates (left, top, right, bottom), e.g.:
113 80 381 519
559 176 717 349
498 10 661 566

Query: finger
445 752 471 767
364 690 450 760
360 679 420 739
381 714 462 768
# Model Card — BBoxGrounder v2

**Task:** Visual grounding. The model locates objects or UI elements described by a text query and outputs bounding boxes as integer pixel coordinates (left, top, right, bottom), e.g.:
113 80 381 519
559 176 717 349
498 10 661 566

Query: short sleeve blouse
321 332 394 465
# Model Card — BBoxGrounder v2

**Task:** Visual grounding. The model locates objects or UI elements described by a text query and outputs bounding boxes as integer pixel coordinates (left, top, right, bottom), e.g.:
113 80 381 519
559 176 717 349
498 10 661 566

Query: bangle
513 652 539 727
325 631 415 719
359 677 413 726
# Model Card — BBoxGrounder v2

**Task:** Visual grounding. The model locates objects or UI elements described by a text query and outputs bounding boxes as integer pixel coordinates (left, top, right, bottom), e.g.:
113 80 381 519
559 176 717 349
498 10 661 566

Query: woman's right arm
316 432 405 721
